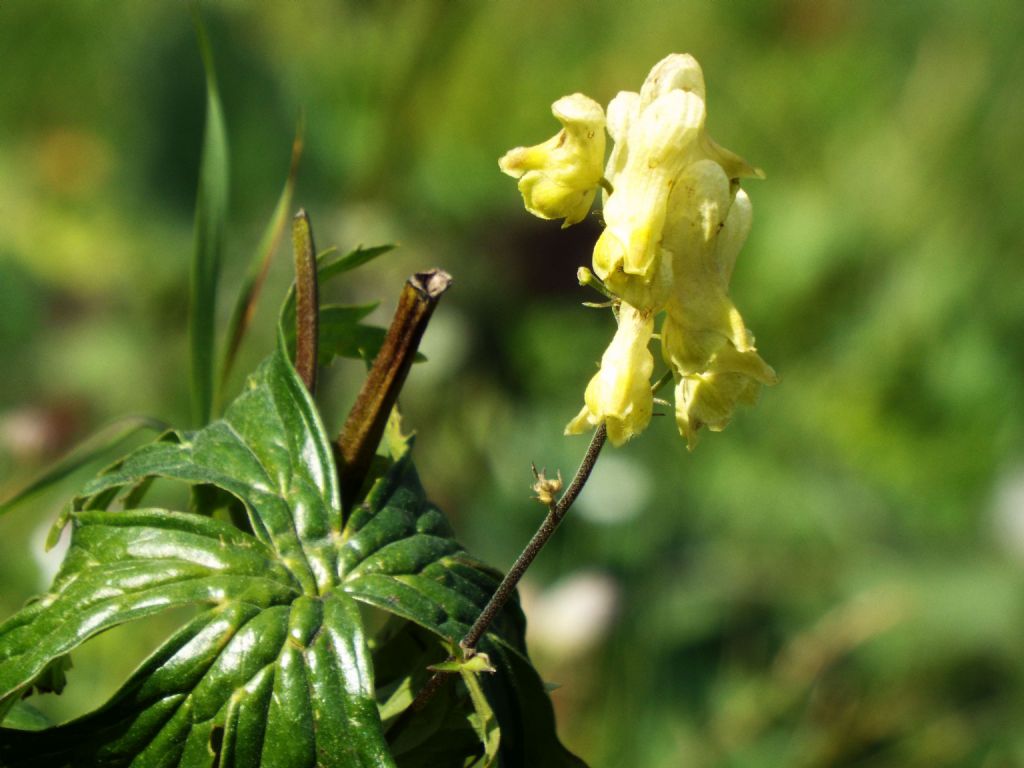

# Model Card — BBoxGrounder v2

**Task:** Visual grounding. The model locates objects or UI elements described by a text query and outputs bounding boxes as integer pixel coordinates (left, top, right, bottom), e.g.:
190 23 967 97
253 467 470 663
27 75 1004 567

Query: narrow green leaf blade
0 416 167 518
460 667 500 768
219 120 303 394
189 10 230 427
319 244 394 282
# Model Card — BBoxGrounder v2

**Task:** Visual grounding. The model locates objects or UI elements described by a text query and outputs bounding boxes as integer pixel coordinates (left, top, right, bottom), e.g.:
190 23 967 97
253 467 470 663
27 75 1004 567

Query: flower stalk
407 423 608 715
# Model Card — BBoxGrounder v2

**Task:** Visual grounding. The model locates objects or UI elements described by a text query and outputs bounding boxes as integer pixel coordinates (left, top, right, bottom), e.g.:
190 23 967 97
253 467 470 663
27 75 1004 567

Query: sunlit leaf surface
0 345 582 766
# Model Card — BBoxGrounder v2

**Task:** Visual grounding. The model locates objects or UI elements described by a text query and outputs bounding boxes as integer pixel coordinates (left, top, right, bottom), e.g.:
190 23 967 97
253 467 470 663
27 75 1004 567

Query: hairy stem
461 423 607 651
335 269 452 509
407 424 608 714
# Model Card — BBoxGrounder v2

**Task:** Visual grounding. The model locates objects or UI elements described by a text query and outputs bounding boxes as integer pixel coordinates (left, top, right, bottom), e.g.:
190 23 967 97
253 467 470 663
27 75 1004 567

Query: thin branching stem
407 424 608 714
461 423 607 651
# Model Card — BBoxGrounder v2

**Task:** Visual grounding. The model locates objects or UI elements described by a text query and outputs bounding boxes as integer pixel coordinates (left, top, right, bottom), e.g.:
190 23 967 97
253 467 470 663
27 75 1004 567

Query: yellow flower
660 186 778 448
594 54 761 312
499 93 606 227
565 303 654 446
673 370 763 450
502 53 776 448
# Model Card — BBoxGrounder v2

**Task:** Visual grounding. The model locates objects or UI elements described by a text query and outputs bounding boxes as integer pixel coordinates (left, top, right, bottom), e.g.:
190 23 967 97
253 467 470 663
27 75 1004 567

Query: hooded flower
565 303 654 446
593 54 762 312
672 371 762 449
660 184 778 448
499 93 606 227
501 53 776 449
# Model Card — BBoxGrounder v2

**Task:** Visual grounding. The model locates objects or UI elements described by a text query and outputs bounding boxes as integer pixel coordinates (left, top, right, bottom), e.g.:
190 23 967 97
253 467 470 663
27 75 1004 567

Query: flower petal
499 93 606 227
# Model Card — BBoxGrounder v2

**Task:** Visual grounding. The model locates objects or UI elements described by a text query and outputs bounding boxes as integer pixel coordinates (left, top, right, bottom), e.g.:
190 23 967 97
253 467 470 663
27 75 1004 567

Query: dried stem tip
335 269 453 508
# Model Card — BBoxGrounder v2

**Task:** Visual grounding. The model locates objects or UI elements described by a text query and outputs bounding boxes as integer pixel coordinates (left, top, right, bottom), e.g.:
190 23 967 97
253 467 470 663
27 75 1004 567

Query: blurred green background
2 1 1024 765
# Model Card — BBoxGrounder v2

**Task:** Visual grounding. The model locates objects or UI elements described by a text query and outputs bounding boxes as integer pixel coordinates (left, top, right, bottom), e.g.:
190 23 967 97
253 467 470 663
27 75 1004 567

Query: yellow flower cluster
501 54 777 448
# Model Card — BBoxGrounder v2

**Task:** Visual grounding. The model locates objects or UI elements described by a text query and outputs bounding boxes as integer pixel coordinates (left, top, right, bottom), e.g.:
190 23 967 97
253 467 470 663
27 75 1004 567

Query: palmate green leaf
0 349 392 767
345 457 586 768
341 456 523 647
0 510 299 707
1 591 388 767
0 340 583 766
189 9 230 427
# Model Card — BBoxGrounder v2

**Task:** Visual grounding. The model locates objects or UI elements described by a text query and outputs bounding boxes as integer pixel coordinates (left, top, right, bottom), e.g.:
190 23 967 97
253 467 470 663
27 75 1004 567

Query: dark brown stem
335 269 452 508
407 423 608 713
461 423 606 650
292 209 319 394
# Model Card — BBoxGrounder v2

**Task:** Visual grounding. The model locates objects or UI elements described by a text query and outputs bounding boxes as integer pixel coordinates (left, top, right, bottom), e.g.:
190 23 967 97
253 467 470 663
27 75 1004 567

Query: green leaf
0 347 396 766
318 304 380 352
278 244 398 370
481 636 589 768
0 509 299 705
75 351 342 596
319 244 394 282
0 416 167 518
428 653 496 674
340 455 522 645
219 120 304 396
461 665 500 768
320 321 424 368
340 456 587 767
280 302 388 367
189 9 230 427
371 621 483 766
0 338 582 766
1 701 52 732
1 593 392 767
279 245 394 332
